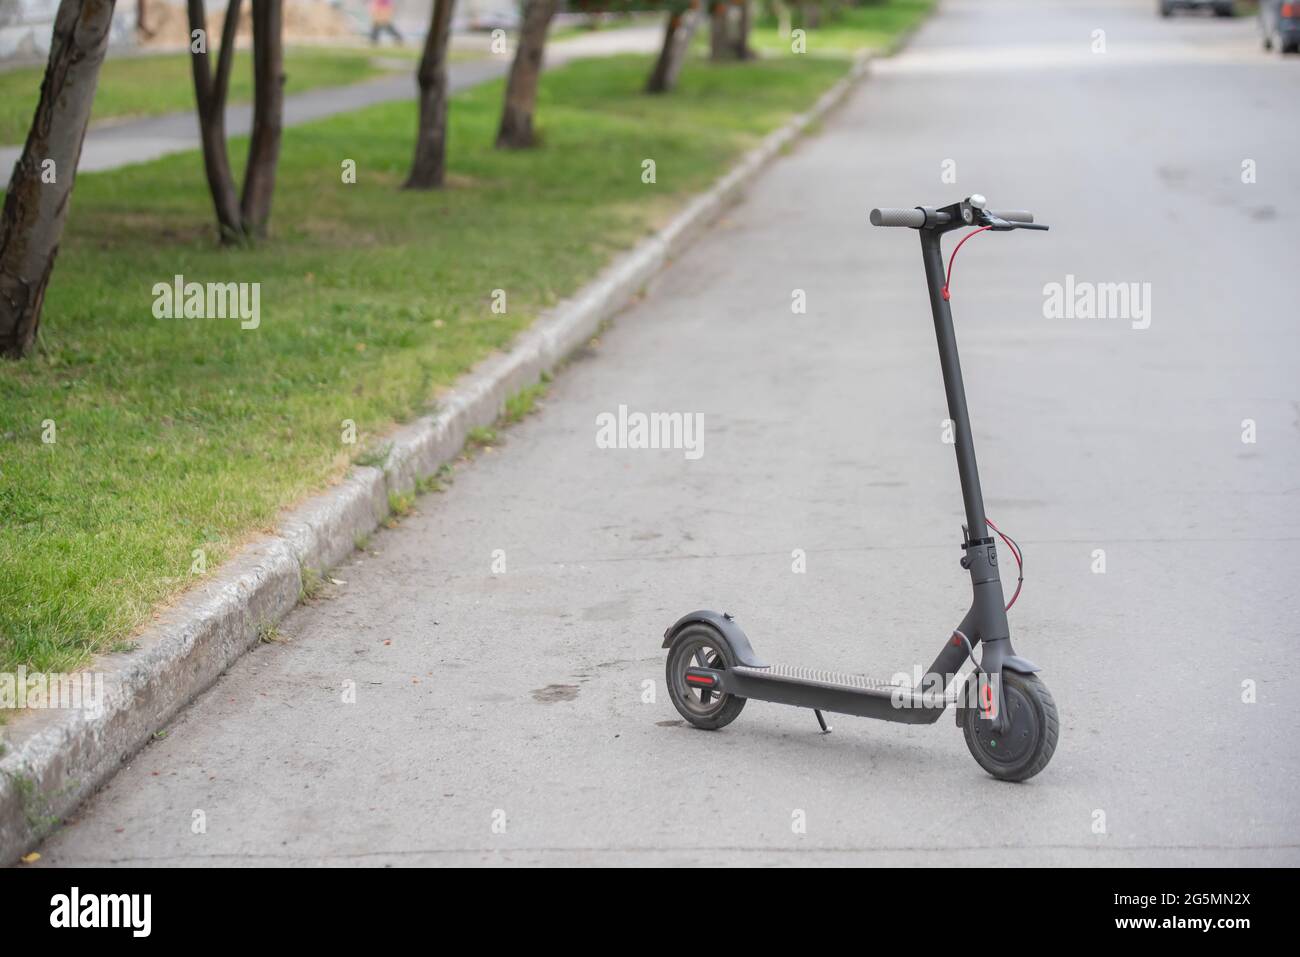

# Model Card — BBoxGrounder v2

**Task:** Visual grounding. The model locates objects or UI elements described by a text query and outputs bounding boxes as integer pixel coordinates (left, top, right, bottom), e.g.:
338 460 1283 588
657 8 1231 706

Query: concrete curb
0 51 876 864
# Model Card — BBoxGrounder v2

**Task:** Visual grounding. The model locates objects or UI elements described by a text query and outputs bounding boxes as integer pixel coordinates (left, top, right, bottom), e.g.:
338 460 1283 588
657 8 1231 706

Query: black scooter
661 195 1059 782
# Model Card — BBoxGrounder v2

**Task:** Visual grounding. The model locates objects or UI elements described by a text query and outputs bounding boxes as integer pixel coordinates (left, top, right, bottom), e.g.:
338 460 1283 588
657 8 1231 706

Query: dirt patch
531 684 580 704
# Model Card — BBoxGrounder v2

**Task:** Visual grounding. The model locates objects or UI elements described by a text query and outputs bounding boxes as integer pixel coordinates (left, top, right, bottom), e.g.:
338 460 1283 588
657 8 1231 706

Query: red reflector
685 674 715 686
1284 2 1297 15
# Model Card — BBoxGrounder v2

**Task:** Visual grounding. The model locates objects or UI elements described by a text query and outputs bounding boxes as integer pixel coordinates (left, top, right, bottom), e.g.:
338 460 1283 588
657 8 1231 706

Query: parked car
1158 0 1235 15
1260 0 1300 52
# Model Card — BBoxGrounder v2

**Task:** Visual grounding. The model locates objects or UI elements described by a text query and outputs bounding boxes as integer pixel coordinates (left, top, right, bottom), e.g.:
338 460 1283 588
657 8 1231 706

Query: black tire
962 671 1059 782
665 623 747 731
1214 3 1234 17
1159 1 1172 17
1262 30 1273 50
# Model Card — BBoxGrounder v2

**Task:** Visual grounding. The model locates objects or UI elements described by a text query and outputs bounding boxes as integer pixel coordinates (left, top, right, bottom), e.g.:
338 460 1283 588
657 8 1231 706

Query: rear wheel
962 671 1059 782
665 624 747 730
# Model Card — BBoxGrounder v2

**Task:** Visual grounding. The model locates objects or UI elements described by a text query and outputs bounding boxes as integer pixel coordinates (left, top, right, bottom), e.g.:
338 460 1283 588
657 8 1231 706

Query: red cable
985 518 1023 611
942 226 991 301
939 226 1022 608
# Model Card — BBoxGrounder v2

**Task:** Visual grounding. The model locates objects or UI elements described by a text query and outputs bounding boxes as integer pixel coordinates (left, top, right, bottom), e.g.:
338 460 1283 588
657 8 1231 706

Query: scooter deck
728 663 952 725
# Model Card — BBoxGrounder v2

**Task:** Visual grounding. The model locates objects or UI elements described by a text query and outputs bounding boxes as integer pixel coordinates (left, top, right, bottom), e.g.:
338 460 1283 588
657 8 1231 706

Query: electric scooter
661 195 1059 781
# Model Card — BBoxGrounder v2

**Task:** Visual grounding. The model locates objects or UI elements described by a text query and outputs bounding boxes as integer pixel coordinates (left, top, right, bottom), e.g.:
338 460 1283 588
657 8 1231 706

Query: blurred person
370 0 404 45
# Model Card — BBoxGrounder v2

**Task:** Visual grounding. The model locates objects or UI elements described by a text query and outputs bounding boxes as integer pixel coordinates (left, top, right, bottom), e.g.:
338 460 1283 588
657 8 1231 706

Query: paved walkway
33 0 1300 865
0 26 661 177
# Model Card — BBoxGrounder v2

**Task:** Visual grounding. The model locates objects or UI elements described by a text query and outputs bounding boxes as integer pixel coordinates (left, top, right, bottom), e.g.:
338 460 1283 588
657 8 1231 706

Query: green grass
1 45 475 145
504 378 550 425
0 50 863 675
752 0 936 57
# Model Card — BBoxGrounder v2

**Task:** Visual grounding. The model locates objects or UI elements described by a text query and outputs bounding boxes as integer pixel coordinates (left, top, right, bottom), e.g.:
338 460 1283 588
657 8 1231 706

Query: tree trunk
187 0 243 241
240 0 285 237
646 5 700 94
774 0 791 39
495 0 558 149
0 0 117 359
731 0 754 60
405 0 457 188
709 2 731 61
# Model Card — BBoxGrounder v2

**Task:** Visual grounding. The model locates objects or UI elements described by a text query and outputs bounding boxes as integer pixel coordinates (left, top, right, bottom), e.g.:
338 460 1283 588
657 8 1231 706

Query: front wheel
665 624 747 730
962 672 1059 782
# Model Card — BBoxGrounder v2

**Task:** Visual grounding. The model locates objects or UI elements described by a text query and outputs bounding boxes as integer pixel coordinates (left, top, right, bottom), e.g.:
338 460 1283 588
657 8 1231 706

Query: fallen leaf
20 852 40 864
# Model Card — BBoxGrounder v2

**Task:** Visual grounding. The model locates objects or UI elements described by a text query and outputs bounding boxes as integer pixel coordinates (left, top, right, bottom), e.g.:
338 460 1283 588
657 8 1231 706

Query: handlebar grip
991 210 1033 224
870 207 925 228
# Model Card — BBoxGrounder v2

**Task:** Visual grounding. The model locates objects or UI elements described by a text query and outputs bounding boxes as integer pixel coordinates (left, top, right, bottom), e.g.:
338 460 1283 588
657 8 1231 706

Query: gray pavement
0 26 661 177
33 0 1300 866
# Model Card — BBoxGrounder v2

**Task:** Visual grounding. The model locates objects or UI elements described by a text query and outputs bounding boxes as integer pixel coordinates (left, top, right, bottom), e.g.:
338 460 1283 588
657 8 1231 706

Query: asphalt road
33 0 1300 866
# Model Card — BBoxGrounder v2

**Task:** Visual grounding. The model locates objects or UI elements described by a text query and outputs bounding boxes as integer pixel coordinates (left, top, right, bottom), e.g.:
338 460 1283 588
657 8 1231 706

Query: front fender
977 636 1040 676
662 610 768 668
1002 655 1041 675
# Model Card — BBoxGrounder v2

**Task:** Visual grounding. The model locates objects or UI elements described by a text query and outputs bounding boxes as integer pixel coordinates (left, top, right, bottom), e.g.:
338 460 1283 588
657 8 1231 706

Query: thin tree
495 0 559 149
709 1 731 61
772 0 792 39
240 0 284 237
137 0 156 38
186 0 284 242
187 0 244 239
0 0 117 359
730 0 755 59
646 1 702 94
405 0 457 188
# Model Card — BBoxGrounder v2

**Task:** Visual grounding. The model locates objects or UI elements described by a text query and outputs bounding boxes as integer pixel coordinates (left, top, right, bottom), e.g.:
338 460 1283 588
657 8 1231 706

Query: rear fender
662 610 768 668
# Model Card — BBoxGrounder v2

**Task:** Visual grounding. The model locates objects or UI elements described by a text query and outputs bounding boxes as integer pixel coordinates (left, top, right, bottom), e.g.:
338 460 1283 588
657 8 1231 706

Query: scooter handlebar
873 202 1045 231
870 207 926 228
870 204 1041 229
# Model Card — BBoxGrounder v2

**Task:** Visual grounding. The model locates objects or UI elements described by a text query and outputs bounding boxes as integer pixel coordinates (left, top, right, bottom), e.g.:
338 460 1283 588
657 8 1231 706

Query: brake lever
984 215 1049 232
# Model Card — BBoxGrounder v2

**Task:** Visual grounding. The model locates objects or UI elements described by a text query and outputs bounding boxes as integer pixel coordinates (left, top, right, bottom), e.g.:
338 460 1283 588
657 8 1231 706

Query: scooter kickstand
814 710 832 734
